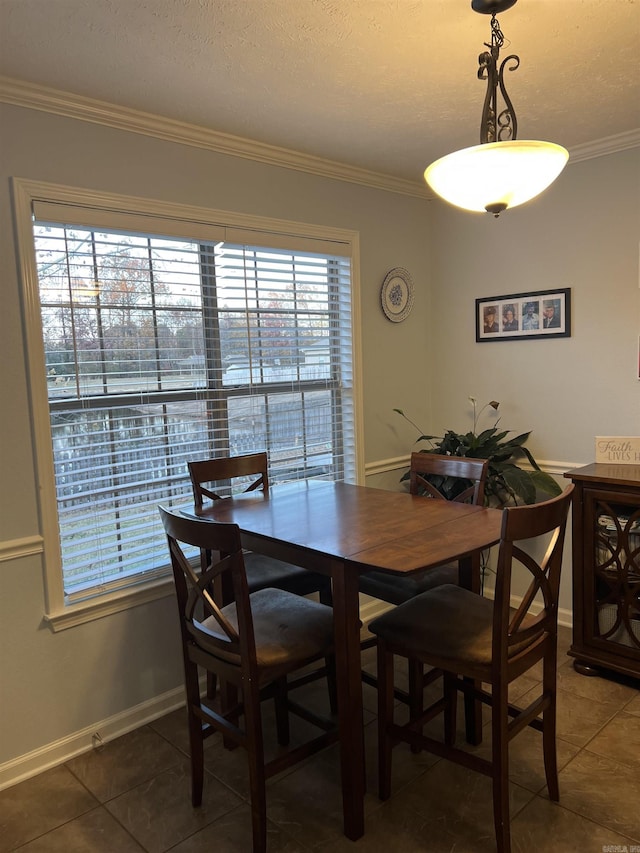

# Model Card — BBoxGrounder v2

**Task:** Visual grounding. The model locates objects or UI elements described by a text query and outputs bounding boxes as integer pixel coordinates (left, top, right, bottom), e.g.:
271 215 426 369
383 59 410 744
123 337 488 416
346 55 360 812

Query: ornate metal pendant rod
424 0 568 215
478 11 519 144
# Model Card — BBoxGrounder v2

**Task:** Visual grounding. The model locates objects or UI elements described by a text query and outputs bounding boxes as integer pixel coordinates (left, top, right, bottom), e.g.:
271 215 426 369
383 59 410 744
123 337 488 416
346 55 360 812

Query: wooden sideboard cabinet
564 463 640 679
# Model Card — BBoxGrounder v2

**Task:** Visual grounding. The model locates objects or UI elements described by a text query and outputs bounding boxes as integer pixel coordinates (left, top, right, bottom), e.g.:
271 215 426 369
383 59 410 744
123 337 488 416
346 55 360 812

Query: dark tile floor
2 625 640 852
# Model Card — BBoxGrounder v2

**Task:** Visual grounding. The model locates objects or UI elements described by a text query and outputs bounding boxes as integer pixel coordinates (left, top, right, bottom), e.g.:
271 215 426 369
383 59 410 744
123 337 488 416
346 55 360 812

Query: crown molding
1 77 638 198
0 76 428 199
567 129 640 164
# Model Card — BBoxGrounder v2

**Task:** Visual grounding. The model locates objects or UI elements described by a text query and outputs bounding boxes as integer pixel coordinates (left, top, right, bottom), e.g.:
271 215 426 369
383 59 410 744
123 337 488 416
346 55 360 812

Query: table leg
331 560 365 841
459 553 483 746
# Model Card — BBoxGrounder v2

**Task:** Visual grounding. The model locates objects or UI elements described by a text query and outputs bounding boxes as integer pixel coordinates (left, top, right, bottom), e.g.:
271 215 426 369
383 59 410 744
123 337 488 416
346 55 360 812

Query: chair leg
320 582 336 715
326 654 338 716
206 671 217 700
185 664 204 807
274 677 290 746
408 658 424 754
188 710 204 807
443 671 458 746
491 685 511 853
377 640 394 801
244 691 268 853
464 676 483 745
319 579 333 607
542 701 560 802
542 653 560 801
221 681 240 751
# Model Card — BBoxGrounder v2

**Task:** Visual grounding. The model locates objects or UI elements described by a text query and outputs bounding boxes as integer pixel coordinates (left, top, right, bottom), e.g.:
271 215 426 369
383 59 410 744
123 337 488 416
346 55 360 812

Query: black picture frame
476 288 571 342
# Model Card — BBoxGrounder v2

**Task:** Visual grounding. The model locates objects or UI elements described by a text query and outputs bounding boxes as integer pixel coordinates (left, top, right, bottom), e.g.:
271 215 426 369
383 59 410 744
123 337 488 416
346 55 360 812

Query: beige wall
1 99 638 779
397 147 639 616
0 102 432 771
424 148 640 462
375 146 640 616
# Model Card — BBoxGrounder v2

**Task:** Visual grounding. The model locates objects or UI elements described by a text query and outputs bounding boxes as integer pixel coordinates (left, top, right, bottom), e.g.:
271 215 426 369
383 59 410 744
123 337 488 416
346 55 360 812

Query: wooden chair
158 506 338 853
360 453 489 709
188 453 332 605
359 452 489 605
369 485 574 853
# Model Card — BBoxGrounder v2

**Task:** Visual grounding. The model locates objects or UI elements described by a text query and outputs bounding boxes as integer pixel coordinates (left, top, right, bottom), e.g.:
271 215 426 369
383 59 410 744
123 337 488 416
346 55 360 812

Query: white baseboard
557 607 573 630
0 685 187 792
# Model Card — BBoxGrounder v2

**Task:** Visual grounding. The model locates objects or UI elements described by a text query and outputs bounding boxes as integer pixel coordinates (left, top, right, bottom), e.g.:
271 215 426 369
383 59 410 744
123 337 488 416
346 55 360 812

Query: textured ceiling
1 0 639 182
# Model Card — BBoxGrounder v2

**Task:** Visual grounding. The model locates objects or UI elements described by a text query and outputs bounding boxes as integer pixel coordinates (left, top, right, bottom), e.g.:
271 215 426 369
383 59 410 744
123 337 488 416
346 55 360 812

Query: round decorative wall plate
380 267 414 322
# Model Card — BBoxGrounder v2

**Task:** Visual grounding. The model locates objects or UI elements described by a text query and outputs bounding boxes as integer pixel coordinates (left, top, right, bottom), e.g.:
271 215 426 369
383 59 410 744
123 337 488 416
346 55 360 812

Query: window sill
44 577 175 631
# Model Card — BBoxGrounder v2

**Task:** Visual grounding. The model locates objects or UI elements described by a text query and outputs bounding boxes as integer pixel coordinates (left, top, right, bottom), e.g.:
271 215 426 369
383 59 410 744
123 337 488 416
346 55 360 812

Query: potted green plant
394 397 561 506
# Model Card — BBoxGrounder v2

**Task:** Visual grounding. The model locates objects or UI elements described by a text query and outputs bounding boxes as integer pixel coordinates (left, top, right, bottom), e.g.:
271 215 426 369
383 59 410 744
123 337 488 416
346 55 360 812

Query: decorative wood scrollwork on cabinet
564 463 640 679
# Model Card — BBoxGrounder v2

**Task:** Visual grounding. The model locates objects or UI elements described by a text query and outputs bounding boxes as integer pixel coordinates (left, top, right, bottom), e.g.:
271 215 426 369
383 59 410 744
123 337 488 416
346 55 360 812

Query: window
15 181 361 626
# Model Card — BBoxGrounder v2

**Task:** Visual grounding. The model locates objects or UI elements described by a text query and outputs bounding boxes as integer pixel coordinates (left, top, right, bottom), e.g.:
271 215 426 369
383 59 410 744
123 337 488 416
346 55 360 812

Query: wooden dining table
187 478 503 841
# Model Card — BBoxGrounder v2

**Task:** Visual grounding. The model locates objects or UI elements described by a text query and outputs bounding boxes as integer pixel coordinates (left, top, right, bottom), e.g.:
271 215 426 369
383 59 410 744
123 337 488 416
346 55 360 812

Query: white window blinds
31 202 356 603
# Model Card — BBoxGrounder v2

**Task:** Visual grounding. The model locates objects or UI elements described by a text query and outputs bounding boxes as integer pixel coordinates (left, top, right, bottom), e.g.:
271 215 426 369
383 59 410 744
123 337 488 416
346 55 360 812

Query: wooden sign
595 437 640 464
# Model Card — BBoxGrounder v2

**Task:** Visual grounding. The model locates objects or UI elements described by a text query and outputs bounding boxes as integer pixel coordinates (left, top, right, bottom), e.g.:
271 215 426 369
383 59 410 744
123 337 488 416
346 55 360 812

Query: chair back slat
188 452 269 508
183 550 240 644
159 505 257 666
409 452 488 506
492 485 574 667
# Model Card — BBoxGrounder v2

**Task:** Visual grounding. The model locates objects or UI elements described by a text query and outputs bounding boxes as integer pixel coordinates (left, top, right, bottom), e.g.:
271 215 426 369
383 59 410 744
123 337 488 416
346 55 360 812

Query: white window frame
13 178 364 630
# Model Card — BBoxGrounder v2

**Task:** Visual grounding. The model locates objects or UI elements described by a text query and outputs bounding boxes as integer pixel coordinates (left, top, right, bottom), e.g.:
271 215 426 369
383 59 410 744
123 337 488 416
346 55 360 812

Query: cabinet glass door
585 488 640 656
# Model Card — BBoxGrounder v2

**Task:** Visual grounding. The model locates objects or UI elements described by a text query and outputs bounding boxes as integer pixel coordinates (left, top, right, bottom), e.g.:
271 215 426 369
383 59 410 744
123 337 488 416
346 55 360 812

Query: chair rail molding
0 535 43 563
365 456 585 479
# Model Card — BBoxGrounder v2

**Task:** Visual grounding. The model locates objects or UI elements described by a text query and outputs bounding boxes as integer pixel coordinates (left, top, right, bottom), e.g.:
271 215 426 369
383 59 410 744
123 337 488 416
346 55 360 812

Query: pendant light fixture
424 0 569 216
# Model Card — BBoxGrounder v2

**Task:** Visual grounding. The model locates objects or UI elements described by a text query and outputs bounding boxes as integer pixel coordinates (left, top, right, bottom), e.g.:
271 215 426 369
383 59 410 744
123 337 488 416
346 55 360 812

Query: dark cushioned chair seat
358 563 458 606
369 583 539 680
244 552 330 597
201 588 335 680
